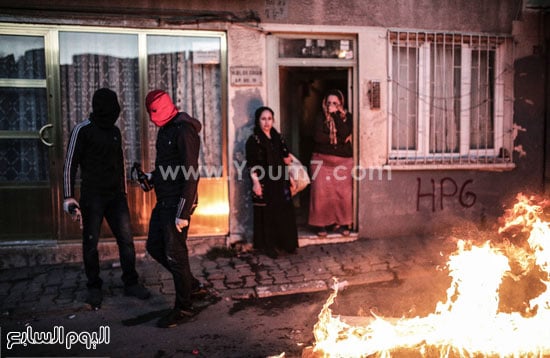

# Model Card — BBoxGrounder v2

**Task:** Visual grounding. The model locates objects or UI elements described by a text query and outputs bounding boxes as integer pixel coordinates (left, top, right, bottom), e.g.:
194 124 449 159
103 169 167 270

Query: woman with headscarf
246 106 299 258
308 89 353 237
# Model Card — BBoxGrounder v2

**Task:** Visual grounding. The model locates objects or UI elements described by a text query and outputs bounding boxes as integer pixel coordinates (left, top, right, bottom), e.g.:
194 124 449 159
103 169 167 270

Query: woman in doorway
308 89 353 237
246 106 299 258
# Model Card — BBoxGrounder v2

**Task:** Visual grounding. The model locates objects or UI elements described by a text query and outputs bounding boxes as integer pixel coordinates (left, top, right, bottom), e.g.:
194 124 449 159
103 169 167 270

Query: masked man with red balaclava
144 89 205 328
63 88 150 310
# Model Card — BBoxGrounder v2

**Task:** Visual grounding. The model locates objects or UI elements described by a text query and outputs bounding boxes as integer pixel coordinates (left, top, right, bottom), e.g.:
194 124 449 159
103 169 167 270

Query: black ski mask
90 88 121 128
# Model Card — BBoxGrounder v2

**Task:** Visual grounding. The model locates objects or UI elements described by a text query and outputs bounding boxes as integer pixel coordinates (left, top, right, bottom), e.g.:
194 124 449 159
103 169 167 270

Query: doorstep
298 230 359 247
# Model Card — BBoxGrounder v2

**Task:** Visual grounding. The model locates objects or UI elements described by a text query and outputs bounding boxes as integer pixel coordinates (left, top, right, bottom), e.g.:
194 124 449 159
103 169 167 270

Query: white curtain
60 54 140 173
430 44 459 154
147 52 222 173
391 45 418 152
60 33 222 177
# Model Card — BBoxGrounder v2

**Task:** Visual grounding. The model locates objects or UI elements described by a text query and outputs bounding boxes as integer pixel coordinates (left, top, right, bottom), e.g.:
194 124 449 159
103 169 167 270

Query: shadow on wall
513 55 546 194
230 89 263 242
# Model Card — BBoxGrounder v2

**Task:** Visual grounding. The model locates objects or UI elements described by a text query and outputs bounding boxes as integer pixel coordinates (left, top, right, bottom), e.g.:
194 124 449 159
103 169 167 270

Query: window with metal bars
388 31 512 167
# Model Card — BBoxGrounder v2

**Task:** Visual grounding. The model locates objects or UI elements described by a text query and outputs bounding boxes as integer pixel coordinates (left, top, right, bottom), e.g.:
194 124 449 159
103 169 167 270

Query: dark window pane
470 50 495 150
0 139 49 182
0 35 45 79
0 87 48 131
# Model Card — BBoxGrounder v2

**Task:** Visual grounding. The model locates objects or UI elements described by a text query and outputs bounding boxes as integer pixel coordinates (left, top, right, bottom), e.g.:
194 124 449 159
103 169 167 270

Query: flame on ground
310 194 550 357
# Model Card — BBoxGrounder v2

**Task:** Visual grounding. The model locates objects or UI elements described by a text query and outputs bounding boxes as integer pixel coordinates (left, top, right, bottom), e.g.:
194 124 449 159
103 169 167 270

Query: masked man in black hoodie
63 88 150 309
144 89 205 328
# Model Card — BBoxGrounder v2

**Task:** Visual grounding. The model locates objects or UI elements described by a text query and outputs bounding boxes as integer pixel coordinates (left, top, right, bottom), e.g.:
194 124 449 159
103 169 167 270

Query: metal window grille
388 31 512 167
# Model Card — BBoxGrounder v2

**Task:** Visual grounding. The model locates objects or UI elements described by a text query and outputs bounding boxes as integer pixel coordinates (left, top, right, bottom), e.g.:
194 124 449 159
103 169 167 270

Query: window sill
387 162 516 172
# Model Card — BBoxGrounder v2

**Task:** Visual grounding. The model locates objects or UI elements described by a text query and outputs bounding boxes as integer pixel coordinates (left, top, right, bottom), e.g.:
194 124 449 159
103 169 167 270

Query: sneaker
85 288 103 309
193 295 221 310
156 307 196 328
124 283 151 300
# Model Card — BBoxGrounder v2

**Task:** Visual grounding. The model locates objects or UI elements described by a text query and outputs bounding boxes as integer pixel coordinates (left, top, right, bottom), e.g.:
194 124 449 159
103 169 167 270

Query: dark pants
80 192 139 289
146 199 195 310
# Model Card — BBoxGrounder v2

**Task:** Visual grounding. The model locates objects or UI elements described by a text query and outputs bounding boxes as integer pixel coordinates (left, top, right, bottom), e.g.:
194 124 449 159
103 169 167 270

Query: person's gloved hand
175 218 189 233
63 198 80 214
63 197 83 229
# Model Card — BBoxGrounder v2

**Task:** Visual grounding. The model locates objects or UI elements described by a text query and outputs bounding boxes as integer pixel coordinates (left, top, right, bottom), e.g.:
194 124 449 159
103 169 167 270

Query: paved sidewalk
0 236 452 320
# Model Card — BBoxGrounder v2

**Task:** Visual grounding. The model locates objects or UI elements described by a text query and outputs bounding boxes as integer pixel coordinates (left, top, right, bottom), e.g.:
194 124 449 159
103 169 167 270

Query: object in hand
131 162 153 192
68 203 80 215
68 202 83 229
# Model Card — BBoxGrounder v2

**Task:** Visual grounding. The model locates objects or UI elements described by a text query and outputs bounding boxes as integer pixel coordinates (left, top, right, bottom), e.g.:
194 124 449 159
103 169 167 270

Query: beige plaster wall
227 25 267 242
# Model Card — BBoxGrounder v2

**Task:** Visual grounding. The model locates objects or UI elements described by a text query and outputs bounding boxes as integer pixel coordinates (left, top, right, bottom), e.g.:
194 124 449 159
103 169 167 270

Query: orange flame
310 193 550 357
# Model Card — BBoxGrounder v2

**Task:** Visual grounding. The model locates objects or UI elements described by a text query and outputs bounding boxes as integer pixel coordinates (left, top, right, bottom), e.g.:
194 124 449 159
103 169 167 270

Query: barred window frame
387 30 513 169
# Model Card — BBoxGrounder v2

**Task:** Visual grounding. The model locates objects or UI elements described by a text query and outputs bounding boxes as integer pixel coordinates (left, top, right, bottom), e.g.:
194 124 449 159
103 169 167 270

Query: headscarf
253 106 288 163
322 89 346 145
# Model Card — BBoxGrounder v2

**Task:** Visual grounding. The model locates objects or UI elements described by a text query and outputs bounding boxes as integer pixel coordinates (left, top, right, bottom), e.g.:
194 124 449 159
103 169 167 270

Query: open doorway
278 66 350 232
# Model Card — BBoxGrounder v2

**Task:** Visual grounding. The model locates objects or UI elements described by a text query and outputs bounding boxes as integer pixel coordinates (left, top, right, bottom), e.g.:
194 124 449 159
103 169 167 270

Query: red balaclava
145 90 178 127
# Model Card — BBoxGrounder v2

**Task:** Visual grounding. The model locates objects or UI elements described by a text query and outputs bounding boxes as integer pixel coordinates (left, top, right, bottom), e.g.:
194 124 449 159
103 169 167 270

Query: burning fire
308 194 550 357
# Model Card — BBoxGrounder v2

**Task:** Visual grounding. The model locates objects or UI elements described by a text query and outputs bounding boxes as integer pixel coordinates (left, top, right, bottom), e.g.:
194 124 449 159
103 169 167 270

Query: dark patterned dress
246 127 298 257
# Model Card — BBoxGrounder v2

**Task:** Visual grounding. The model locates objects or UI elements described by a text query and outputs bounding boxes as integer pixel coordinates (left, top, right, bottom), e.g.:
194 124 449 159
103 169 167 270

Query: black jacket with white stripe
63 118 125 199
152 112 202 220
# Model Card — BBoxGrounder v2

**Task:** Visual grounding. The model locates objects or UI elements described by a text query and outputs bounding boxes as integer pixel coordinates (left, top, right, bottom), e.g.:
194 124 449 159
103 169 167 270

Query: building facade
0 0 548 257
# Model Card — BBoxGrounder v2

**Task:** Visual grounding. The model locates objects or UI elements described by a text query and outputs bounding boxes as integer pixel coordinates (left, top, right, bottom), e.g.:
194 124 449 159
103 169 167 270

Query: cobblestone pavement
0 236 453 320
